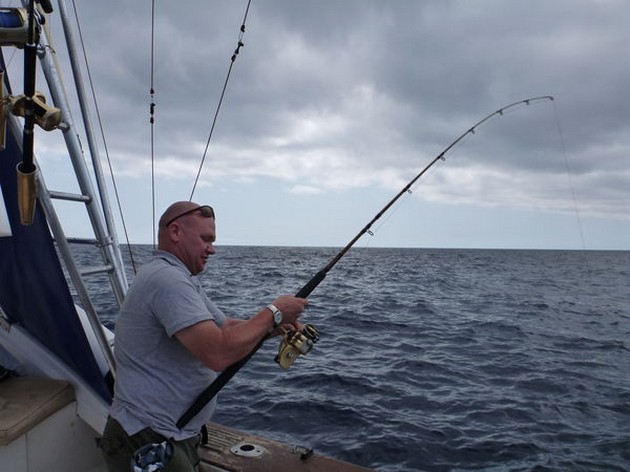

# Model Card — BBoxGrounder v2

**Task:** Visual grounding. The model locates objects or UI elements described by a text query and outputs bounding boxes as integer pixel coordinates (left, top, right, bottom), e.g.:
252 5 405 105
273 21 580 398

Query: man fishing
100 201 308 471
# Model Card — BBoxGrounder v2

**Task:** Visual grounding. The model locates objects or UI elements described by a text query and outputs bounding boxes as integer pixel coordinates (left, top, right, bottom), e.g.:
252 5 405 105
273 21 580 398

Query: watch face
274 311 283 326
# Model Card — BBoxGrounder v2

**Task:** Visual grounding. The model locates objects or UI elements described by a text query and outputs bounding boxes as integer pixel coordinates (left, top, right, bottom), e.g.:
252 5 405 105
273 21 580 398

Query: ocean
86 245 630 471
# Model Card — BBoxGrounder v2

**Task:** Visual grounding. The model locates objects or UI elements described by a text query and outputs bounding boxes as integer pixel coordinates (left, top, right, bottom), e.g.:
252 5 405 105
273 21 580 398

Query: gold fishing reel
275 324 319 369
9 92 62 131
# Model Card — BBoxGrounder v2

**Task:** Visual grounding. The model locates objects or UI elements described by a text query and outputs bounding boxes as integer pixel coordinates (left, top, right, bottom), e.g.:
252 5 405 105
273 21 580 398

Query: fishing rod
16 0 39 225
2 0 55 225
177 95 554 429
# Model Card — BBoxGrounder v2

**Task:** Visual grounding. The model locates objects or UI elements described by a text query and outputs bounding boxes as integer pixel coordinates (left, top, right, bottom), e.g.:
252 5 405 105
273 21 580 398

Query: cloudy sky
15 0 630 249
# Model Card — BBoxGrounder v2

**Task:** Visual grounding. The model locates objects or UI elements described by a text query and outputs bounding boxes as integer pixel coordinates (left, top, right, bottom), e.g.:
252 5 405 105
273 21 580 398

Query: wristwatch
266 304 283 328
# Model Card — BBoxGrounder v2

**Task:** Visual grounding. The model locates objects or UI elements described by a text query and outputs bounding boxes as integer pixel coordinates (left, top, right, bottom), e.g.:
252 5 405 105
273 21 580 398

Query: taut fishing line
177 95 555 429
551 100 585 249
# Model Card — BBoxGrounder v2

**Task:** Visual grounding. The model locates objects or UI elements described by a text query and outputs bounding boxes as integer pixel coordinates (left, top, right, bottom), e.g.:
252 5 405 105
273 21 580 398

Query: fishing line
551 100 585 249
367 151 456 243
189 0 253 201
177 95 555 429
360 181 414 246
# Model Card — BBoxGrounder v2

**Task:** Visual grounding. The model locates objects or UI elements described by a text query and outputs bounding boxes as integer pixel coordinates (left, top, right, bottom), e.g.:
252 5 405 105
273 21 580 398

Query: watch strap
266 304 283 328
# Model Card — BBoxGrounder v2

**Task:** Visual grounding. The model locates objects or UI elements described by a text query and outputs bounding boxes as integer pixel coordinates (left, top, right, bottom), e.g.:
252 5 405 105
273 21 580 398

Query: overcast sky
15 0 630 249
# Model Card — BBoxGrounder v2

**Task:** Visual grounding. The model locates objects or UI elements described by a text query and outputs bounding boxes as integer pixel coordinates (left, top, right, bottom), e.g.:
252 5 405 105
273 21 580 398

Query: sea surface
82 245 630 471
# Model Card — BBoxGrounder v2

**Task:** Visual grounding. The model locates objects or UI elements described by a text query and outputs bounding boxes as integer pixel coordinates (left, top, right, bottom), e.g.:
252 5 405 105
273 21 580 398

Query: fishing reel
8 92 62 131
275 324 319 369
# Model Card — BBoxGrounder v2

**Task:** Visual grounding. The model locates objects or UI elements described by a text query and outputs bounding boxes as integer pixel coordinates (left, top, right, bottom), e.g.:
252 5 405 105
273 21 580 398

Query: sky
6 0 630 249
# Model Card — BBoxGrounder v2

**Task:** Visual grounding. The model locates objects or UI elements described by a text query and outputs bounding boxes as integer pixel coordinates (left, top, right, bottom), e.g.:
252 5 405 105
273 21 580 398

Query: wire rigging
150 0 157 248
189 0 253 201
70 0 137 273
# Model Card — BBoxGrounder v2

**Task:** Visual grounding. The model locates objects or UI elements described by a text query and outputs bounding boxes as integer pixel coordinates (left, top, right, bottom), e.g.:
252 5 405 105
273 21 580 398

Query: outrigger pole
177 95 554 429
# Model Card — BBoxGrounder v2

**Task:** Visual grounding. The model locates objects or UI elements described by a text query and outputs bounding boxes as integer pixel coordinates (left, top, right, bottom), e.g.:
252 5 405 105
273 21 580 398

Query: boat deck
201 422 373 472
0 376 373 471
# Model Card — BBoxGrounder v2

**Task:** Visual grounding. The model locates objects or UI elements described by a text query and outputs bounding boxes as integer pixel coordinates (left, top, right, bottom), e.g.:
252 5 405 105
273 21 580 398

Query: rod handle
176 339 264 429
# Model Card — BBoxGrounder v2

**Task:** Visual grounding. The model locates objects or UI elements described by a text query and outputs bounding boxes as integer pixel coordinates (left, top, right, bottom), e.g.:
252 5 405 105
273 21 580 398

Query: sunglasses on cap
164 205 215 227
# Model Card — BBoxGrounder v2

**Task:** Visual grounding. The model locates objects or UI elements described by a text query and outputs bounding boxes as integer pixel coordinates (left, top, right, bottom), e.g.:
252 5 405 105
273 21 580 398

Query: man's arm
175 295 307 372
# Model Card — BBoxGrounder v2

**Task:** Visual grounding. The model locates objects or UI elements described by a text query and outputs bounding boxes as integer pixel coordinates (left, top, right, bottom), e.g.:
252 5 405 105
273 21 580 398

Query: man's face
178 215 216 275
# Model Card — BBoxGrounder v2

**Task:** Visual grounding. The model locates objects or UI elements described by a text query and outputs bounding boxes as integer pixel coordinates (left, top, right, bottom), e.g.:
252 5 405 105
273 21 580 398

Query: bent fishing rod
177 95 554 429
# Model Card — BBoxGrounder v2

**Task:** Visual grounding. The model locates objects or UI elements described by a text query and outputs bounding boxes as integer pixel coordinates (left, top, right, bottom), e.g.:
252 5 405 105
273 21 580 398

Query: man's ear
168 222 183 242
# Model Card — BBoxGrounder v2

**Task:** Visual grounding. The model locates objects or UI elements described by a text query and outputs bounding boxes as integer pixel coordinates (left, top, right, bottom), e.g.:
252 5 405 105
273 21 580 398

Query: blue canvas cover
0 92 112 402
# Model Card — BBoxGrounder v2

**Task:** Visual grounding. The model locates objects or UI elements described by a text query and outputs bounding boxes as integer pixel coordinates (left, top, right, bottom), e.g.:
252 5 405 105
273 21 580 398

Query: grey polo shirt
110 250 226 440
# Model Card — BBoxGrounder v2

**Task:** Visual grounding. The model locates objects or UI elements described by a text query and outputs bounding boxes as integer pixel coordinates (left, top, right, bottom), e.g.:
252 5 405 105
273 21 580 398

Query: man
100 201 308 471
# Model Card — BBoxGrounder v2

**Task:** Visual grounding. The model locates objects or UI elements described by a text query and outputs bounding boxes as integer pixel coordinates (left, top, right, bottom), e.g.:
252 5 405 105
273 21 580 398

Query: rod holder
17 162 37 225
